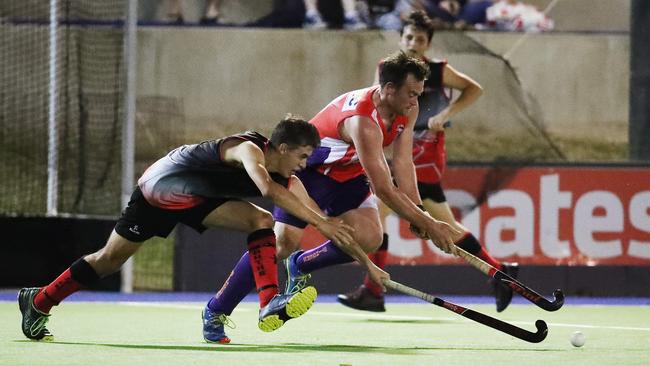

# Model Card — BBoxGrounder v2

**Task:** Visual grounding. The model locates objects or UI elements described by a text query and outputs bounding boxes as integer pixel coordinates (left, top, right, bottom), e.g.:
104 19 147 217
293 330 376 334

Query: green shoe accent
285 286 317 317
284 251 312 295
258 286 318 332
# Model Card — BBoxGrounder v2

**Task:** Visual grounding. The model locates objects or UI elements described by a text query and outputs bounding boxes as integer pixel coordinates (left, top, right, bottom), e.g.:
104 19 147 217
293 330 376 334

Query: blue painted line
1 290 649 306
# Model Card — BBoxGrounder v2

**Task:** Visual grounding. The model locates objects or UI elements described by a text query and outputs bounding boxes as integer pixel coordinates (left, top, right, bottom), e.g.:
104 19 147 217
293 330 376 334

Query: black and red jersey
137 131 288 209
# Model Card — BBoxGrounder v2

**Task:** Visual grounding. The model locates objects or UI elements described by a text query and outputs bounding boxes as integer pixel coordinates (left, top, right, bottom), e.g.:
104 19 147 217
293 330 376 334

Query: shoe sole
285 286 317 318
18 288 54 342
258 286 317 333
203 337 231 344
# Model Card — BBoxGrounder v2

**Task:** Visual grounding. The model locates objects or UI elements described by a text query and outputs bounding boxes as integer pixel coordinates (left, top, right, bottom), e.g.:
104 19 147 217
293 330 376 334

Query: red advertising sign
300 166 650 266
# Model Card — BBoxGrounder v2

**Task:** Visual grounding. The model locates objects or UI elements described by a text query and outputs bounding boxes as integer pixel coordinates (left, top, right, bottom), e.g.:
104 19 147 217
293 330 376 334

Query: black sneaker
493 263 520 312
18 287 53 341
199 16 219 25
337 285 385 312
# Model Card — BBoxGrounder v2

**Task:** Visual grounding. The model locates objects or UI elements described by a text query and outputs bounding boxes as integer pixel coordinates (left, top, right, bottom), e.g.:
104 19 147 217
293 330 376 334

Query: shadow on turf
14 340 556 353
357 318 456 325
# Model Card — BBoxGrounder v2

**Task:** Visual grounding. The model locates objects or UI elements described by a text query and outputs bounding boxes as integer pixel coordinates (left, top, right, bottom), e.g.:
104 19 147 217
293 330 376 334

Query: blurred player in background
273 52 460 300
337 10 519 313
18 117 360 344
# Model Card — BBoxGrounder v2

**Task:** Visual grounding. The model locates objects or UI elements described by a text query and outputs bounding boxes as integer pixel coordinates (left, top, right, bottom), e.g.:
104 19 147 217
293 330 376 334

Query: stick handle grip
455 246 493 275
384 279 436 303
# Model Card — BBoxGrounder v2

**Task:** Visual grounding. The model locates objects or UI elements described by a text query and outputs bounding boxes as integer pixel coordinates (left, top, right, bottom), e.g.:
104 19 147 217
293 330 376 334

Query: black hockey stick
384 279 548 343
455 247 564 312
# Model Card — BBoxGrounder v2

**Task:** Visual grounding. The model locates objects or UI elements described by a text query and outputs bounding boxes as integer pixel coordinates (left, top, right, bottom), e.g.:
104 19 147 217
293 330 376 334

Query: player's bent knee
249 211 274 231
276 241 300 260
275 229 302 260
85 250 125 276
357 231 384 253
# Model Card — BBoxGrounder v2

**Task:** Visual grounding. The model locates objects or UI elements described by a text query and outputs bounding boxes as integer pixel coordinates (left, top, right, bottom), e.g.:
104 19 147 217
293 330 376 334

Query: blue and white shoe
202 307 234 344
303 12 327 30
258 286 317 332
343 15 367 30
284 251 311 295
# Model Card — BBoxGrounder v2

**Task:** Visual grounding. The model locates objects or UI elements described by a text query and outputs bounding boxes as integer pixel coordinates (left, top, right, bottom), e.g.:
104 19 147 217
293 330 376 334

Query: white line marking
115 302 650 332
541 322 650 332
310 310 454 321
118 302 203 310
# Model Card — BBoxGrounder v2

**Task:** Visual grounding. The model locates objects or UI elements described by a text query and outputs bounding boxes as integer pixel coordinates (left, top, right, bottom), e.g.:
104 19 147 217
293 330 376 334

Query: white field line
116 302 650 332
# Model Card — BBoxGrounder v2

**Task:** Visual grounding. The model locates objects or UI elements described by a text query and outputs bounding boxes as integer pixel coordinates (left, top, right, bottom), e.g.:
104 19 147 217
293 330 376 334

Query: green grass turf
1 301 649 366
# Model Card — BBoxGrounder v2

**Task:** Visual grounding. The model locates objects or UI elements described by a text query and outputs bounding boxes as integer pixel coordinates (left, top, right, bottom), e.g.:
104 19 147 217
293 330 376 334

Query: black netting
1 0 125 216
432 32 566 162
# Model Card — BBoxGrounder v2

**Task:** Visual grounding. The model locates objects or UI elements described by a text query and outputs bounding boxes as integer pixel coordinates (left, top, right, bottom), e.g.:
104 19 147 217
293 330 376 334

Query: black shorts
114 187 232 242
418 182 447 203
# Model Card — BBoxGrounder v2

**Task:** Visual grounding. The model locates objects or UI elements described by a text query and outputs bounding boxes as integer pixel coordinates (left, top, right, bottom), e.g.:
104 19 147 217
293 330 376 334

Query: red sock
363 233 389 298
475 247 504 270
455 233 503 270
247 229 279 308
34 268 82 314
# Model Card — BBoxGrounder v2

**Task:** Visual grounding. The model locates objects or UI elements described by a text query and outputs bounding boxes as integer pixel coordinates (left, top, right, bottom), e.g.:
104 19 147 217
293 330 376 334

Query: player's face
389 73 423 115
279 144 314 178
399 25 430 59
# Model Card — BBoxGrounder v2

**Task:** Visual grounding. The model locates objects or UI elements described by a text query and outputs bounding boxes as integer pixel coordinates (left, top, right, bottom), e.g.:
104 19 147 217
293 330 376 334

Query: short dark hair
378 51 430 89
401 10 435 42
270 114 320 149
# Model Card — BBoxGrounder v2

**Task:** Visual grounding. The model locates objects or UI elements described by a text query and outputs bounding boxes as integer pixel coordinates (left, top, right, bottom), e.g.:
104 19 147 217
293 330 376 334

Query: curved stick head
532 319 549 343
550 289 565 310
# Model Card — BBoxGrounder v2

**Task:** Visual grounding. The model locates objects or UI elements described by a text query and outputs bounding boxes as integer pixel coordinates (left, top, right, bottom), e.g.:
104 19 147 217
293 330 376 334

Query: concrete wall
466 31 629 139
527 0 630 32
136 27 629 142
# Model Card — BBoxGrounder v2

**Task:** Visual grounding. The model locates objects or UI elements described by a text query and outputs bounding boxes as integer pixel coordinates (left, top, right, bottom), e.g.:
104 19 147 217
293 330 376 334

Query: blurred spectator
431 0 462 24
166 0 223 25
456 0 493 28
303 0 368 30
166 0 184 23
373 0 552 32
374 0 421 31
200 0 221 24
356 0 396 29
374 0 466 31
246 0 306 28
485 0 554 32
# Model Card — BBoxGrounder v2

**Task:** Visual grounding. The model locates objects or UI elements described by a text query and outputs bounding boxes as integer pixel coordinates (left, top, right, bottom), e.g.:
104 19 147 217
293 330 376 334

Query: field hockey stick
454 246 564 312
384 279 548 343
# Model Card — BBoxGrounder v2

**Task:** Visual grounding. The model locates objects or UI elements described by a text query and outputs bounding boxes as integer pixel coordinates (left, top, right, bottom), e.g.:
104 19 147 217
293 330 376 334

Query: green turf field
1 301 649 366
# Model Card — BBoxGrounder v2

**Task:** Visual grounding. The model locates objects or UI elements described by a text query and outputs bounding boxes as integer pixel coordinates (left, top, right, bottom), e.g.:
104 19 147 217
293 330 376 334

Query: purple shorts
273 169 372 228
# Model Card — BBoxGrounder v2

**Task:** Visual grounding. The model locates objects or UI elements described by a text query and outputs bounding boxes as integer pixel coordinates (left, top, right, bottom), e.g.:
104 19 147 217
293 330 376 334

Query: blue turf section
0 290 649 305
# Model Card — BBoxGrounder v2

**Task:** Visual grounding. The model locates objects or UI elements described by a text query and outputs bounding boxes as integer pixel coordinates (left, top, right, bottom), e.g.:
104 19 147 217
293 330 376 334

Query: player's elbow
260 183 283 202
256 181 273 198
472 83 484 97
259 186 274 200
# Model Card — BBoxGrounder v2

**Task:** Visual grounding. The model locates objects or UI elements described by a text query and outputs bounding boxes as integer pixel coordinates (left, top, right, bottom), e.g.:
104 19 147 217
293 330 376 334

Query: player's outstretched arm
391 108 421 204
237 142 355 247
344 116 459 254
